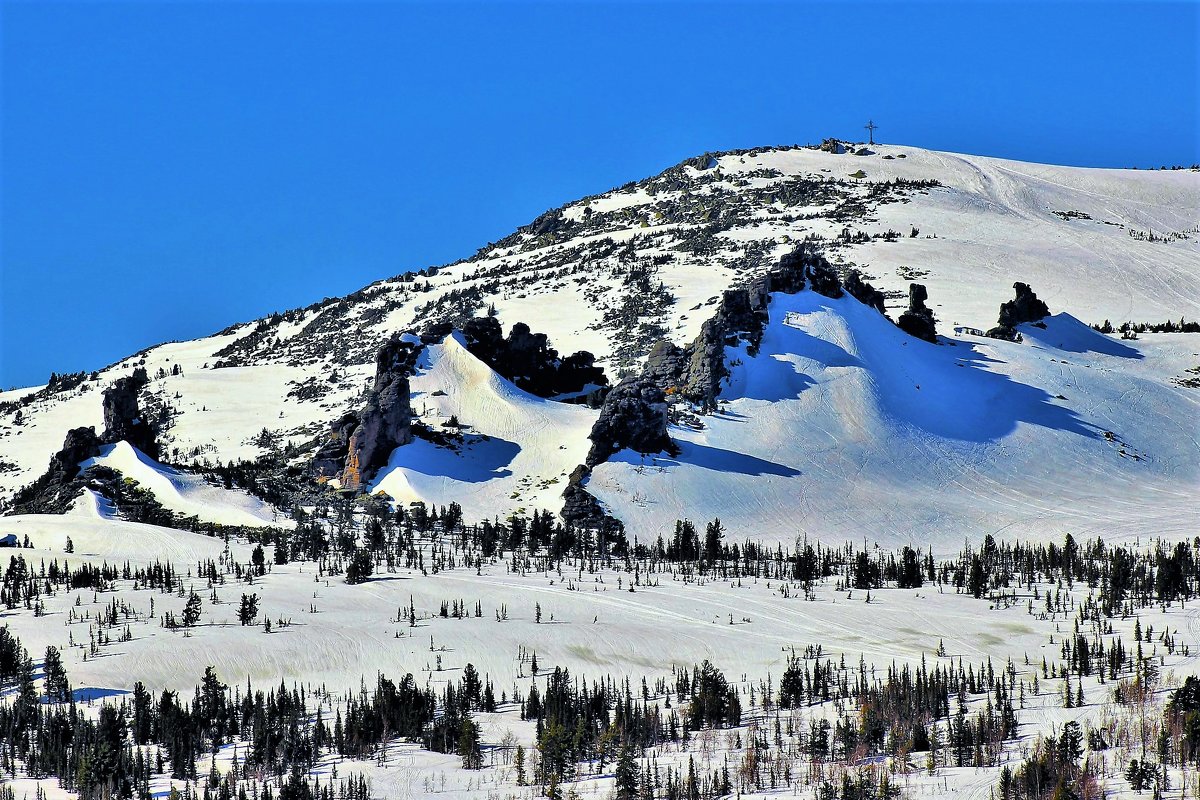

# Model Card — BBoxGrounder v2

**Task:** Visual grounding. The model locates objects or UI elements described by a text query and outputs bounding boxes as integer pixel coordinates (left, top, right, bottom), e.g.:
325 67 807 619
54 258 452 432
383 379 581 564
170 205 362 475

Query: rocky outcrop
311 412 359 479
561 464 606 527
896 283 938 343
102 368 159 458
314 340 418 491
419 320 455 344
340 339 418 491
525 210 572 237
987 282 1050 340
844 270 887 314
585 378 676 469
460 315 607 398
7 427 102 514
686 153 717 170
50 427 102 483
643 340 687 387
637 246 853 409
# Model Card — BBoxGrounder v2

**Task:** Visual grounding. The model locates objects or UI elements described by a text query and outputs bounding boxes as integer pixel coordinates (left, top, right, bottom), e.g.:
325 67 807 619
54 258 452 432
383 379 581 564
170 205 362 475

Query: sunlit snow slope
1 142 1197 545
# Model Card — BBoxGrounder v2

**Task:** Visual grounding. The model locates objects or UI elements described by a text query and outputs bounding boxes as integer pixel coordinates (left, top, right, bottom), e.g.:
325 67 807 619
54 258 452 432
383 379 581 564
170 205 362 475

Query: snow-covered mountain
3 140 1200 800
2 141 1198 546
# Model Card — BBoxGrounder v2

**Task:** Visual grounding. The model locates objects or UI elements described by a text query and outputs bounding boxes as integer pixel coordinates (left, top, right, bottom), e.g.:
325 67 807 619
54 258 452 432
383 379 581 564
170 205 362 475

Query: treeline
0 623 494 799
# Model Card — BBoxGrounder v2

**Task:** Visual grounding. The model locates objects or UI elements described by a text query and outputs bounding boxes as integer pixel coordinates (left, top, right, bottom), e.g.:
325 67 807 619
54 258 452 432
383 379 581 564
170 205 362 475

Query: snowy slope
0 142 1197 547
589 293 1199 547
81 441 288 527
372 333 595 519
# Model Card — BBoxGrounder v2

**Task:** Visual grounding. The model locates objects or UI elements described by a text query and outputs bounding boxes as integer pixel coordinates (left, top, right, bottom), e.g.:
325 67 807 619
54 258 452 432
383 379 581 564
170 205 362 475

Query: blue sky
1 1 1196 388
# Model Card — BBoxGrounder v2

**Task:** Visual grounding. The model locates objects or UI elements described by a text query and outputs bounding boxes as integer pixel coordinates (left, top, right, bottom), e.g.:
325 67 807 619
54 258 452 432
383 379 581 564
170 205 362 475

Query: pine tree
458 717 482 769
43 645 70 702
615 744 640 800
514 744 527 785
182 591 202 628
237 593 259 626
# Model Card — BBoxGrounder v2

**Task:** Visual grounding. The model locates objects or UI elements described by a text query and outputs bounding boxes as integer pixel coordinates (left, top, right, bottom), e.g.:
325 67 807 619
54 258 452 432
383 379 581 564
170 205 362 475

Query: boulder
896 283 938 343
585 378 675 468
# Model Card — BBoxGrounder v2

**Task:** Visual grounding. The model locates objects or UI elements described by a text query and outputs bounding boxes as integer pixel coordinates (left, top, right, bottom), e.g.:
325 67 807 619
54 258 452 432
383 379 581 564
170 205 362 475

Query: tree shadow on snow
72 687 128 703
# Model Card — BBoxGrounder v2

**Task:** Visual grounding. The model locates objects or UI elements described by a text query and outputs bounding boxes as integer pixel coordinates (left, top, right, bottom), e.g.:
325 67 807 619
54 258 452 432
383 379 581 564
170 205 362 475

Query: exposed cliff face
896 283 938 343
101 368 159 458
988 282 1050 340
584 378 675 469
314 339 418 491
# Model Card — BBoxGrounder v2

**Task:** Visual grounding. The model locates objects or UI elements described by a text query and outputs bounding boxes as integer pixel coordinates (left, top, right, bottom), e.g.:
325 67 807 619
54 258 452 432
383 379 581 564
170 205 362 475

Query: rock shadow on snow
375 436 519 483
610 442 801 478
1019 314 1144 360
747 293 1099 444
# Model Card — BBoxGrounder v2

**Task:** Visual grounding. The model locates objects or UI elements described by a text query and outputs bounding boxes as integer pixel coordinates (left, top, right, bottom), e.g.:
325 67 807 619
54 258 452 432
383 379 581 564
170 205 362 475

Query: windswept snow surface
81 440 288 527
590 293 1199 547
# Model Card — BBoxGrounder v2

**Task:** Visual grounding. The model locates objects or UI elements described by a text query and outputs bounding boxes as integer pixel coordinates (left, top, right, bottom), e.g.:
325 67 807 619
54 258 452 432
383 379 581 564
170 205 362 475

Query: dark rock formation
51 427 102 483
460 316 607 398
844 270 887 314
419 320 454 344
643 340 687 388
561 464 605 527
896 283 938 343
686 153 717 170
313 340 419 491
341 339 419 490
585 378 676 469
7 427 102 514
102 367 159 458
987 282 1050 340
639 246 851 409
311 412 358 479
525 210 571 237
681 319 728 409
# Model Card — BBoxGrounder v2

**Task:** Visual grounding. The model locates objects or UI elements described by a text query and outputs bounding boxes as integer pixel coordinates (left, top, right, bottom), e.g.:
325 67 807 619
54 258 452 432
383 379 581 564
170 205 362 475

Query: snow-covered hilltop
1 141 1197 545
2 140 1200 800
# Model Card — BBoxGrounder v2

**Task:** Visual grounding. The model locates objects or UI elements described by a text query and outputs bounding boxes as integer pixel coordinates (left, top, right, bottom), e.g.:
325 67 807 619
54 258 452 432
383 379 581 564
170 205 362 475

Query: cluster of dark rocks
460 316 607 399
638 247 846 412
8 368 165 513
563 246 893 525
987 282 1050 340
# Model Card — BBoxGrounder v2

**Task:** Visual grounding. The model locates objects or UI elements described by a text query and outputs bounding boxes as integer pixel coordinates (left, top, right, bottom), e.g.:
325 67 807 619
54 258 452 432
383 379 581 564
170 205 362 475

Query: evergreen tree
43 645 70 702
